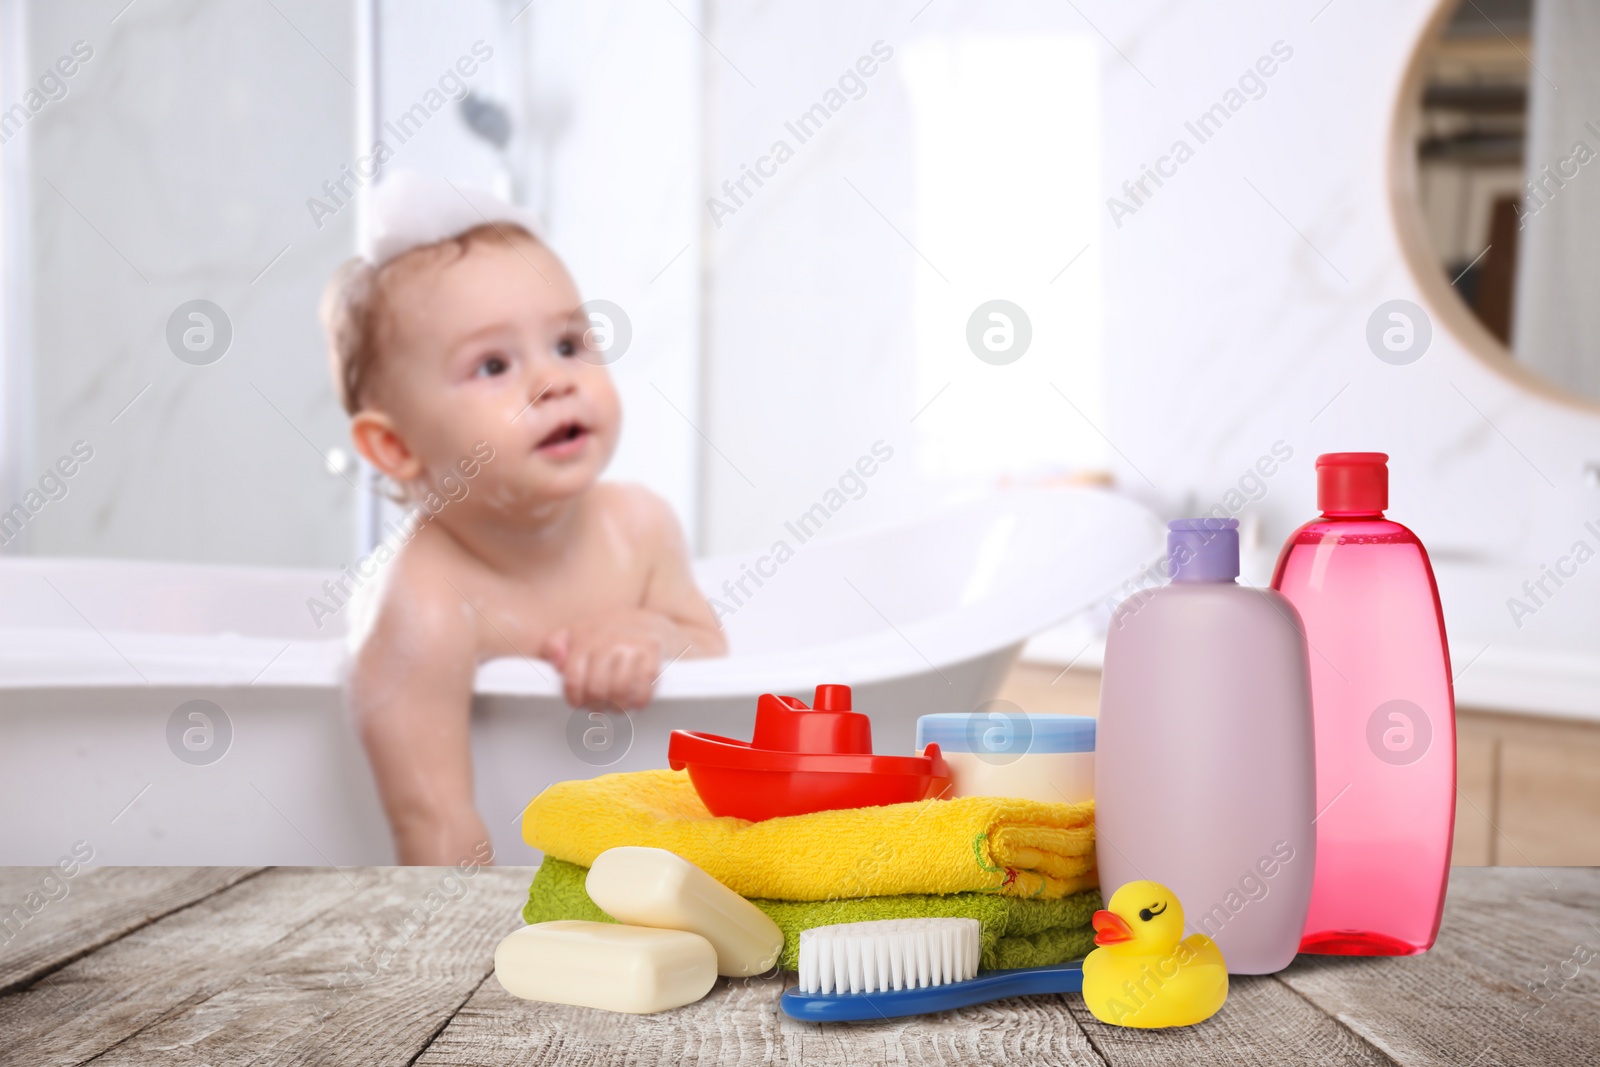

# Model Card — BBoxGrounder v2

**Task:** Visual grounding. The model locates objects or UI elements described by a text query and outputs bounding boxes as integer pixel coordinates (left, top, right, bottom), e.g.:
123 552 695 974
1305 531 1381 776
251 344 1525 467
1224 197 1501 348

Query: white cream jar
916 712 1095 804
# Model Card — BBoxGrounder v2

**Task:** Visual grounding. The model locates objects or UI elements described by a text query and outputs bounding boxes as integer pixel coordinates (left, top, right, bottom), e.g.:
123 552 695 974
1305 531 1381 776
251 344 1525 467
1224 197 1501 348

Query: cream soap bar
587 846 784 977
494 921 717 1013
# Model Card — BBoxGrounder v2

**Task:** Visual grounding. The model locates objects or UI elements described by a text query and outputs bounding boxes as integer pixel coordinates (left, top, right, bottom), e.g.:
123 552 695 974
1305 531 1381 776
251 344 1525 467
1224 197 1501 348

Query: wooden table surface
0 865 1595 1065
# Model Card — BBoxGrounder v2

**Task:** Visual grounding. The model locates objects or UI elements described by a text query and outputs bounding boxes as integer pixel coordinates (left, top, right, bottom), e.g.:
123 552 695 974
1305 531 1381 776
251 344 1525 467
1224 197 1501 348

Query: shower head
460 91 513 150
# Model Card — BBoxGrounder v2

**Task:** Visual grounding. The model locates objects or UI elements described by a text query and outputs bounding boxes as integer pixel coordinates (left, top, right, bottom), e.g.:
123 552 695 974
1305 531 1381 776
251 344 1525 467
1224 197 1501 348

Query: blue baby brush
779 918 1084 1022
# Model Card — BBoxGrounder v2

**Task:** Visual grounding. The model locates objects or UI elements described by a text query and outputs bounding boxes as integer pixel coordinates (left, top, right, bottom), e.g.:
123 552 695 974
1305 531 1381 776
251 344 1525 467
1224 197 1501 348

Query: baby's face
375 236 621 510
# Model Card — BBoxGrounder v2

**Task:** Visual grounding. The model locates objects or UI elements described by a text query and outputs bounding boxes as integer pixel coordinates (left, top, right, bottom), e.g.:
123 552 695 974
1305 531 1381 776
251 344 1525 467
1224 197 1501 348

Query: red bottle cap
1316 452 1388 516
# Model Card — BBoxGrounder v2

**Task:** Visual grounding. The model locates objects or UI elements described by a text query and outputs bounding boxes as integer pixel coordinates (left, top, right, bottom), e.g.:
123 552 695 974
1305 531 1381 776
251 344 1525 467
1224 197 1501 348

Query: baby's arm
542 487 726 709
347 571 490 865
641 503 727 657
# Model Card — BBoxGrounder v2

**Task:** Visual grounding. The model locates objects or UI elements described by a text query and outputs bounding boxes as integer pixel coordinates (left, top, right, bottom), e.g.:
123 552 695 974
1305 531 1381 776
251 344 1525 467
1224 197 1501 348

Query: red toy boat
667 684 950 822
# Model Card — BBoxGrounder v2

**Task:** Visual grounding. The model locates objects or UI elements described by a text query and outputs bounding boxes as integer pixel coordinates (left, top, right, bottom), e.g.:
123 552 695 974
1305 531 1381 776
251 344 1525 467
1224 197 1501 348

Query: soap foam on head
361 169 544 268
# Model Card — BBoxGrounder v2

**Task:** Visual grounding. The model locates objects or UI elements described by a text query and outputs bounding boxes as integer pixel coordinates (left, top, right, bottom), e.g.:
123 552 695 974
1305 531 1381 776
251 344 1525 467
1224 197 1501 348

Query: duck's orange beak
1092 909 1134 945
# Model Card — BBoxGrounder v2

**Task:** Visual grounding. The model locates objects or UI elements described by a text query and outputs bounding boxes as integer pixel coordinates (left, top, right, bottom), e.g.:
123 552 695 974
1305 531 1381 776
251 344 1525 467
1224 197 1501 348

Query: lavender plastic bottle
1096 518 1316 975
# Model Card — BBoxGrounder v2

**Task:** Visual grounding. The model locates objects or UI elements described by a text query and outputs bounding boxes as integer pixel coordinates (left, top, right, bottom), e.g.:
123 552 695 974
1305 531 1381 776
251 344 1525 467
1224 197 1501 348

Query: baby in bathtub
321 182 725 864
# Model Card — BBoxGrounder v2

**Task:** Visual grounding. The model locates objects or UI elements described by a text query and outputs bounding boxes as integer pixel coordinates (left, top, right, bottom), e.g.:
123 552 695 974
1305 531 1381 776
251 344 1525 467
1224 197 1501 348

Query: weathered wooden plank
1064 974 1396 1067
423 962 1400 1067
417 976 1110 1067
2 867 1592 1067
0 865 263 996
0 867 379 1067
421 916 1423 1064
62 866 529 1067
1278 867 1600 1067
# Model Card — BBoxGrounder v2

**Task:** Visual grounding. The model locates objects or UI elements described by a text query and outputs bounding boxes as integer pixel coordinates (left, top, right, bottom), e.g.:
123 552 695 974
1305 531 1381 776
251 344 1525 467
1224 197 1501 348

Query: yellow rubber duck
1082 880 1228 1028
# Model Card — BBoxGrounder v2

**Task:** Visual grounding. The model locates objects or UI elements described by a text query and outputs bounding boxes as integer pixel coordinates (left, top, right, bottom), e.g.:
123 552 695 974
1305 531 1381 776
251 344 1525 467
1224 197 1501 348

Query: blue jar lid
916 712 1095 756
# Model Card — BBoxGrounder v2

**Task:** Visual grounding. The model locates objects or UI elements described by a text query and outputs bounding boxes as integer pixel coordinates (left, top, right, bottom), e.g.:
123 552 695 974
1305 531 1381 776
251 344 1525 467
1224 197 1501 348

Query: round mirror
1395 0 1600 405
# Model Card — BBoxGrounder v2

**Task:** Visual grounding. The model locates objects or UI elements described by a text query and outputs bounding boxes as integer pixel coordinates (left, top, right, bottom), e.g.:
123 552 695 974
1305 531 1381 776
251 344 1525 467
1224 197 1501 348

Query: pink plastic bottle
1097 518 1316 975
1271 453 1455 956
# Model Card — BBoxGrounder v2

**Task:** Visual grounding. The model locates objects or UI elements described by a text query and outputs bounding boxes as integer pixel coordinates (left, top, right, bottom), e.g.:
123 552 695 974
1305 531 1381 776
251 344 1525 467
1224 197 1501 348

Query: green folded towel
523 857 1101 972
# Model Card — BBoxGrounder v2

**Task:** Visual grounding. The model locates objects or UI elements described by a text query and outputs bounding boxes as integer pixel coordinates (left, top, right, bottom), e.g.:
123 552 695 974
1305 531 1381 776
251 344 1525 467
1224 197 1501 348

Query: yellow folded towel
521 768 1097 900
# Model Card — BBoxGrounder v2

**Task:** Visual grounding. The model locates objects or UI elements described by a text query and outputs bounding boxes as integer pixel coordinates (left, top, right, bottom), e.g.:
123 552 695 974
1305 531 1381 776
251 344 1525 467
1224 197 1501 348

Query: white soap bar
586 846 784 977
494 921 717 1014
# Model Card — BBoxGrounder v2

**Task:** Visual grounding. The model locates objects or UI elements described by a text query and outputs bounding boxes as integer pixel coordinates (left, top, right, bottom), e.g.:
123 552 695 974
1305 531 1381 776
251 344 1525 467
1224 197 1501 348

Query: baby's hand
541 610 685 710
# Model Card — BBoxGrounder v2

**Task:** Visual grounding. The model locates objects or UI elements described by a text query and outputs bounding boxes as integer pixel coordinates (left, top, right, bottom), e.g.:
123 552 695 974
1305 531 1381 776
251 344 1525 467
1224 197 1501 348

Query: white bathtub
0 486 1160 865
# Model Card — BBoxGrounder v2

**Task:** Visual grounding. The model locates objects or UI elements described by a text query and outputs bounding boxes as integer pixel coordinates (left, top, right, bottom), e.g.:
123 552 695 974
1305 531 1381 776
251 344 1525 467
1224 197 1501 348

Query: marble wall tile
22 0 356 565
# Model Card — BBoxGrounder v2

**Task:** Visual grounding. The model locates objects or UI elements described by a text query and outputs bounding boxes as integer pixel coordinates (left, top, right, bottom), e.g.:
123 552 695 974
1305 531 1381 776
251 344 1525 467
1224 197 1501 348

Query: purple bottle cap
1167 518 1239 583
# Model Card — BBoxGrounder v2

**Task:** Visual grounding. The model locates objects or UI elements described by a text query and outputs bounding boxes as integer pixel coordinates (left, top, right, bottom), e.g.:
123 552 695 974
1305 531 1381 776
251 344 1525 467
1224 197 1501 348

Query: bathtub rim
0 485 1162 697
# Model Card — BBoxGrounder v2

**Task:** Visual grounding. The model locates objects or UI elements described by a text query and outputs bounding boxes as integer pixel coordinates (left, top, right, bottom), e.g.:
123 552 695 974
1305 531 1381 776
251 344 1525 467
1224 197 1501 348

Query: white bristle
796 919 981 995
